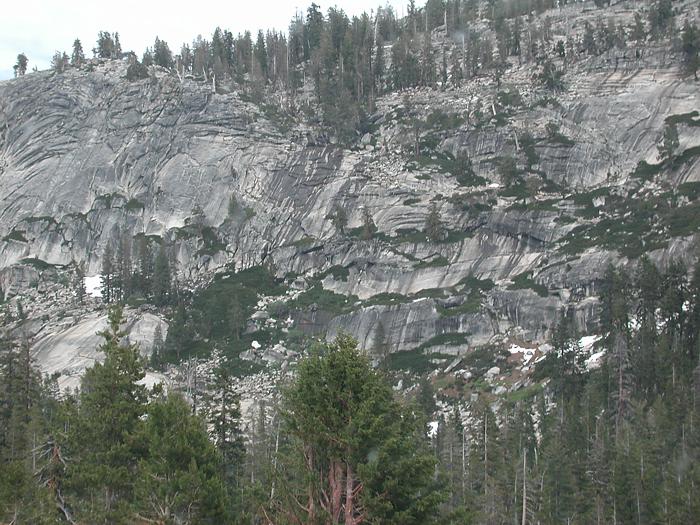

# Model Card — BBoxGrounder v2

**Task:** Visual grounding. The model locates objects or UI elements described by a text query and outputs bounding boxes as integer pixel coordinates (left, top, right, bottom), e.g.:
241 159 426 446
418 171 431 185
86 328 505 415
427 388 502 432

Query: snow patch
251 340 261 350
428 421 439 438
139 371 168 390
579 335 601 352
84 275 102 298
586 350 606 370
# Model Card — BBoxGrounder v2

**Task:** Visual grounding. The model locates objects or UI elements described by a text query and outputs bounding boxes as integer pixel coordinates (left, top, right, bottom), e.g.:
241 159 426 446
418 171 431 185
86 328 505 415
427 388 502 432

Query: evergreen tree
648 0 674 39
152 245 171 307
73 263 86 304
681 20 700 80
254 30 268 80
270 334 445 523
135 235 153 298
329 202 348 234
425 202 445 242
163 303 192 362
0 336 60 523
50 51 69 73
202 365 244 494
373 320 390 365
134 393 228 523
71 39 85 66
657 122 679 163
95 31 117 58
152 37 174 69
101 244 115 304
66 306 148 522
360 207 376 240
13 53 28 77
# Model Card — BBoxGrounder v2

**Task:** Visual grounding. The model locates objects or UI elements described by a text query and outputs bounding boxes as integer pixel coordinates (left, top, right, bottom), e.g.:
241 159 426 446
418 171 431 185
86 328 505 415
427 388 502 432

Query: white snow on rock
251 340 261 350
428 421 439 438
84 275 103 298
139 371 168 390
508 344 537 366
579 335 601 353
586 350 606 370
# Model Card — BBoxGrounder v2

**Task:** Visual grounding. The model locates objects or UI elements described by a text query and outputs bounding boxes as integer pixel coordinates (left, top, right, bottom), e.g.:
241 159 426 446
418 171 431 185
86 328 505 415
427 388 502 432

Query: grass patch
425 109 465 131
665 111 700 127
418 332 470 350
632 160 663 181
385 348 454 374
289 284 357 315
437 289 483 317
318 265 350 282
678 181 700 200
363 292 411 307
509 272 548 297
289 236 317 248
462 345 506 376
125 198 145 212
505 383 543 403
95 192 124 208
673 145 700 167
197 226 226 257
414 255 449 269
20 258 54 270
3 230 28 243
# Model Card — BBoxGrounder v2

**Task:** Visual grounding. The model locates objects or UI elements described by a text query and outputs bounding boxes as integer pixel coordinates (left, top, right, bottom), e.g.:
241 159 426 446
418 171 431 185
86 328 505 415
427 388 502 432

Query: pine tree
50 51 69 73
71 39 85 66
360 208 376 240
73 263 86 304
373 320 390 365
95 31 117 58
152 37 174 69
101 244 115 304
134 393 228 523
163 303 191 362
270 334 445 523
329 202 348 234
681 20 700 80
66 306 148 522
203 365 244 492
116 234 132 302
135 235 153 298
0 336 59 523
152 245 171 307
13 53 28 77
657 122 679 163
425 202 445 242
150 323 164 369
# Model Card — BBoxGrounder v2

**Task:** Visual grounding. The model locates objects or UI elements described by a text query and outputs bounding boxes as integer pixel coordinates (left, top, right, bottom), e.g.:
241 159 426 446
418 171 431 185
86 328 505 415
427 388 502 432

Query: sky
0 0 410 80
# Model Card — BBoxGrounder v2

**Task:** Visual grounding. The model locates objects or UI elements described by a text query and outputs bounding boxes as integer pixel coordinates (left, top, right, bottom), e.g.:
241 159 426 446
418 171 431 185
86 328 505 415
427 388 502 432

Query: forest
2 258 700 523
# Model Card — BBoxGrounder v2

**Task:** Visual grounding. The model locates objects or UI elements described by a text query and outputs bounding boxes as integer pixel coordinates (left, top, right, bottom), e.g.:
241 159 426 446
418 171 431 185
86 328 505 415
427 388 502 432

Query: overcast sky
0 0 410 80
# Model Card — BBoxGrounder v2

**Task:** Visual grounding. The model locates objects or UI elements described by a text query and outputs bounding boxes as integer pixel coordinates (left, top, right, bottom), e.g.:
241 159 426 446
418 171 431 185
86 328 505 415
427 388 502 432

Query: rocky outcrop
0 28 698 369
31 310 168 390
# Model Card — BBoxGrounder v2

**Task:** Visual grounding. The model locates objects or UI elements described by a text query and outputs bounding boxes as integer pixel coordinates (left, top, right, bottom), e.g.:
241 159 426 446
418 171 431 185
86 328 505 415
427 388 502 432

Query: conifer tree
134 393 228 523
425 202 445 242
152 245 171 307
66 306 147 522
71 39 85 66
101 244 115 304
681 20 700 80
13 53 28 77
270 334 444 523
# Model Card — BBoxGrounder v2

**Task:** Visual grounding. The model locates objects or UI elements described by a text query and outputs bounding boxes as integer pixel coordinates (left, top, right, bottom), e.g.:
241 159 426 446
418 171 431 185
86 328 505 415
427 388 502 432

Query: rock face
31 310 168 390
0 30 699 366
